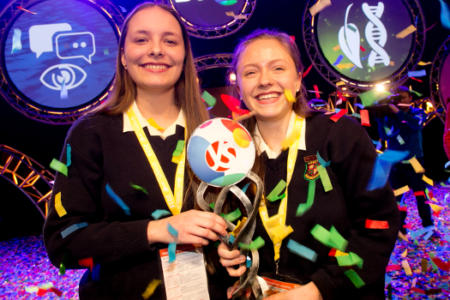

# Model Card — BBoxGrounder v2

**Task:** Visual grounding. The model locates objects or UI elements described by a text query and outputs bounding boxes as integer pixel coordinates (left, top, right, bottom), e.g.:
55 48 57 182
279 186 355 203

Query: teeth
257 93 279 100
143 64 167 70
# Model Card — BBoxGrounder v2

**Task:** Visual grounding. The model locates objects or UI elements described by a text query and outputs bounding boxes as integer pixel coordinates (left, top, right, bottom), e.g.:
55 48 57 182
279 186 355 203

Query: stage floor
0 185 448 299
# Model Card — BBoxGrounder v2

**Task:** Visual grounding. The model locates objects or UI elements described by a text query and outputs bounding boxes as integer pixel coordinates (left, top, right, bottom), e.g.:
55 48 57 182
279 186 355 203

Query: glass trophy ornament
187 117 263 299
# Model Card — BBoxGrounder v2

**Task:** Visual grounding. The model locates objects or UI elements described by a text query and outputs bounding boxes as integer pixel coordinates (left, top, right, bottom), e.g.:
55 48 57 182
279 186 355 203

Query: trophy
187 117 263 299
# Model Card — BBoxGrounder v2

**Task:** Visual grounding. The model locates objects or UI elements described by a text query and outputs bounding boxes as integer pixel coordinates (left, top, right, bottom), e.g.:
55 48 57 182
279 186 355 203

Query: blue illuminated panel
3 0 118 109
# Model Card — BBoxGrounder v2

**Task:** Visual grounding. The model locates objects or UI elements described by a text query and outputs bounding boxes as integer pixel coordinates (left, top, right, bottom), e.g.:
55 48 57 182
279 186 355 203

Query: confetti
130 183 149 195
50 158 68 177
344 269 365 288
287 239 318 262
407 70 426 77
223 208 242 222
66 144 72 167
284 89 296 103
54 192 67 217
365 219 389 229
167 223 179 238
309 0 332 17
151 209 171 220
105 184 131 215
168 242 176 263
142 279 161 299
395 25 416 38
266 180 286 202
60 222 88 238
201 90 216 108
239 236 265 250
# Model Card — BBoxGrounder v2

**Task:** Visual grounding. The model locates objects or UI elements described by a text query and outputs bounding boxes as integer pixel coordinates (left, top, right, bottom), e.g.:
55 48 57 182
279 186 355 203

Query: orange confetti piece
330 109 347 122
396 25 416 39
401 259 412 275
394 185 410 196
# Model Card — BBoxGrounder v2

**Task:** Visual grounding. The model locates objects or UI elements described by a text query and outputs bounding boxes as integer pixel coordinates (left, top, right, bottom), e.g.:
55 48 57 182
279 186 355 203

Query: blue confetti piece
167 223 178 238
105 184 131 216
407 70 426 78
367 158 392 191
228 234 235 244
317 152 330 167
168 242 176 263
152 209 171 220
92 264 101 281
246 256 252 268
333 55 344 66
287 239 317 262
61 222 88 238
66 144 72 167
241 182 251 193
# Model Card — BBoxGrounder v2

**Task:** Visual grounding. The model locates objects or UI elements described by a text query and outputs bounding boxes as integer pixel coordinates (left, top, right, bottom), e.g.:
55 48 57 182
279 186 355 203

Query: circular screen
168 0 254 38
2 0 119 112
316 0 414 83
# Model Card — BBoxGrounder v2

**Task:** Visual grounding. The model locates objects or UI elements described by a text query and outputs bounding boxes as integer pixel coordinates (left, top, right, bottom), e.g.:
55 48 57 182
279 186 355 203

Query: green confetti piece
209 202 215 210
318 165 333 192
59 262 66 275
330 226 348 252
201 90 217 108
359 89 392 107
50 158 68 176
296 180 315 216
130 183 148 195
218 0 237 5
344 269 365 288
223 208 242 222
239 236 265 250
266 179 286 202
152 209 171 220
310 224 347 252
172 140 185 158
336 252 363 269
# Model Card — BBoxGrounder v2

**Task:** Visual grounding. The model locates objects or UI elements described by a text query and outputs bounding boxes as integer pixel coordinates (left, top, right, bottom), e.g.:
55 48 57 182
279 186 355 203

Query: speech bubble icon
55 32 96 64
29 23 72 58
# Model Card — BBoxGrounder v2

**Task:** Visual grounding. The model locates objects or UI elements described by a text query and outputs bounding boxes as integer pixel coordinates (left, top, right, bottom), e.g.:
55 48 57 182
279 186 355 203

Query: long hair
231 29 313 179
98 2 208 141
98 2 209 205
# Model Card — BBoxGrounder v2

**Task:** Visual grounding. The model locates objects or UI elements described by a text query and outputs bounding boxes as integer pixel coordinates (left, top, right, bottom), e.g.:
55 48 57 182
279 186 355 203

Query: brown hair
98 2 208 141
231 29 312 134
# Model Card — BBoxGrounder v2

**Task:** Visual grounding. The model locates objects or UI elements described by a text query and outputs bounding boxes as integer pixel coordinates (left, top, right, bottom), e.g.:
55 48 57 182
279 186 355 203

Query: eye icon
40 64 87 91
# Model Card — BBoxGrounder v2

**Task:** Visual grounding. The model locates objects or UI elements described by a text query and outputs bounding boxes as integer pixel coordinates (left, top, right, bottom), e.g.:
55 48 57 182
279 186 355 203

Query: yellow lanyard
258 116 303 261
126 107 185 215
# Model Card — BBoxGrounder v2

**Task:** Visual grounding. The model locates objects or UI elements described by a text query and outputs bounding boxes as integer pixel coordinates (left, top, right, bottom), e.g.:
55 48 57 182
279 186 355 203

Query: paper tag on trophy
159 245 210 300
187 118 255 187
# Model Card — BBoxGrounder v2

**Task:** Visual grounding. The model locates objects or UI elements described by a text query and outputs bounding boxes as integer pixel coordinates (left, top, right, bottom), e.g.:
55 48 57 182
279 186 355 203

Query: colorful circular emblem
187 118 255 187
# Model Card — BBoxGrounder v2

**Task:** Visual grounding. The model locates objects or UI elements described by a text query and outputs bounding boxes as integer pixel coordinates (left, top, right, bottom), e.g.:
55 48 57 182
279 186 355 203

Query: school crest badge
304 155 319 180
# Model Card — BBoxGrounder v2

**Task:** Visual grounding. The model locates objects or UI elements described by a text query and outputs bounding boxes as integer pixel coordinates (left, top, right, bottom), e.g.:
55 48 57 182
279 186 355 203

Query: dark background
1 0 448 240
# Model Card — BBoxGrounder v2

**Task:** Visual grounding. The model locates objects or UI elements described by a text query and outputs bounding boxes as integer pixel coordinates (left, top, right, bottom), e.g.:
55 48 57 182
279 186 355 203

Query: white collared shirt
253 111 306 159
123 101 186 139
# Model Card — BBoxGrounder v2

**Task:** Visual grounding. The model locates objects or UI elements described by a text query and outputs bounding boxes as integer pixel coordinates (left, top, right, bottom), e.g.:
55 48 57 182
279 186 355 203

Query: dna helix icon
362 2 390 68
